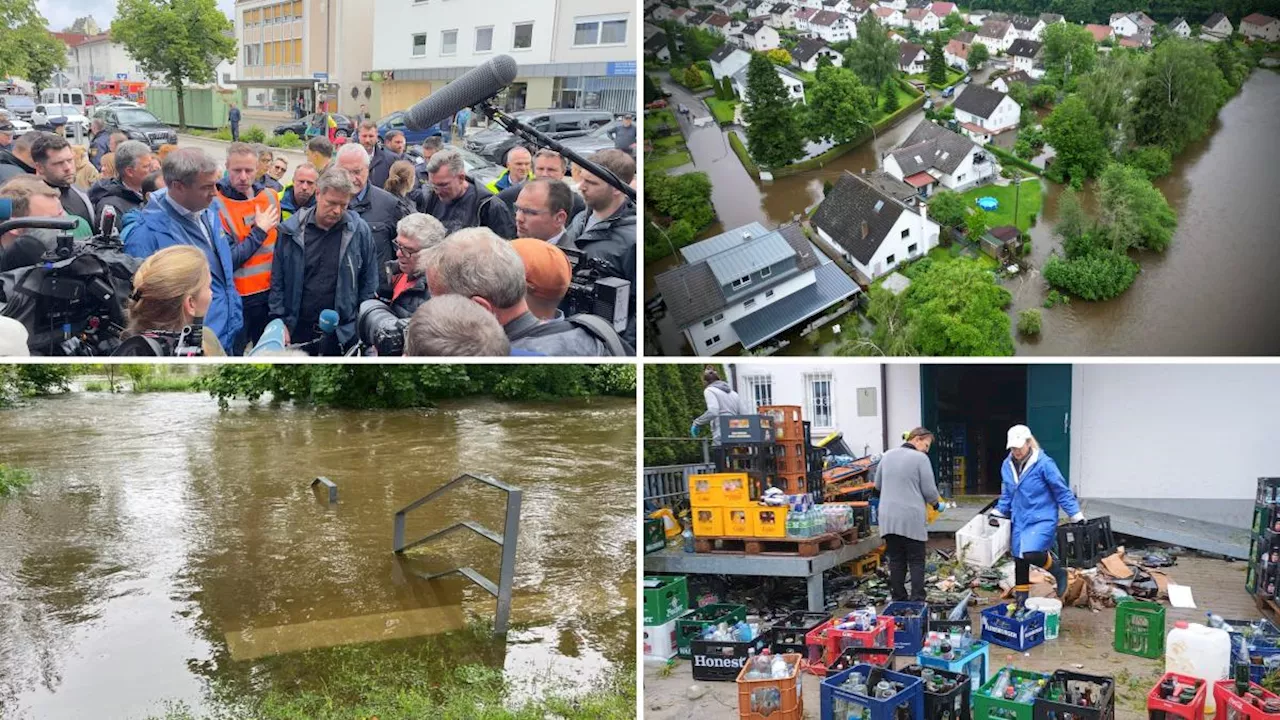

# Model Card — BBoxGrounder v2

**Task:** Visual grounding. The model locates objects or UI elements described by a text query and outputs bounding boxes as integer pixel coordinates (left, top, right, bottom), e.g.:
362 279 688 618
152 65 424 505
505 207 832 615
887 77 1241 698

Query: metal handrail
643 437 716 513
392 473 522 635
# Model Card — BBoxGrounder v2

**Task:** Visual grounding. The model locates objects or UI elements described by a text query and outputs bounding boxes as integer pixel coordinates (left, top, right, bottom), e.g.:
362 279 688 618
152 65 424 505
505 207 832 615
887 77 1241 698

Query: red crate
1213 679 1280 719
804 615 896 671
771 472 807 495
775 454 806 476
1146 672 1207 720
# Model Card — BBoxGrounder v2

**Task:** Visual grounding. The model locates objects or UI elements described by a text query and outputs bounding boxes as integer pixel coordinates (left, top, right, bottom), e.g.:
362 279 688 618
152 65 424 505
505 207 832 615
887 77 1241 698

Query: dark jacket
369 147 399 192
268 206 379 348
259 174 284 194
278 184 315 219
229 107 242 124
0 150 35 184
503 311 628 357
563 201 637 346
89 129 112 171
420 176 516 239
349 184 411 294
497 180 587 219
90 179 146 234
389 273 429 317
57 184 95 227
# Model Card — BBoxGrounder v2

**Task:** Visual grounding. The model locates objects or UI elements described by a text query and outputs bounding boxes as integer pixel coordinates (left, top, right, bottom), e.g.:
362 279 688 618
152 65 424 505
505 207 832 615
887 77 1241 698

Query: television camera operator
562 148 636 348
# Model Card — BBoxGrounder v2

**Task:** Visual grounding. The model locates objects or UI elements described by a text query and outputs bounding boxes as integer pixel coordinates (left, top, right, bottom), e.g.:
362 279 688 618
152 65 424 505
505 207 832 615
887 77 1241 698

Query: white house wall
729 363 887 452
373 0 558 70
684 269 820 354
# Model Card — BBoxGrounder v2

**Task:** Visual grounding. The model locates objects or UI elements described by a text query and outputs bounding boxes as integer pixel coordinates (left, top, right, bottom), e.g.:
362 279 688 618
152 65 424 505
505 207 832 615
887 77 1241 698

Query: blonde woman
118 246 225 356
99 152 117 181
72 145 100 189
383 159 417 199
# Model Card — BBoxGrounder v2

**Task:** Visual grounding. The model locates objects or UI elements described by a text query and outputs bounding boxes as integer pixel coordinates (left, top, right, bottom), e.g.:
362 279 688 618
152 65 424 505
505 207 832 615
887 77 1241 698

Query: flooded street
0 391 635 719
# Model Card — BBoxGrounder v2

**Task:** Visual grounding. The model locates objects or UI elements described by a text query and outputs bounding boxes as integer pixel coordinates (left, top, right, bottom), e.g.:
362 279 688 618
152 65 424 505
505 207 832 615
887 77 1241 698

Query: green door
1026 364 1072 482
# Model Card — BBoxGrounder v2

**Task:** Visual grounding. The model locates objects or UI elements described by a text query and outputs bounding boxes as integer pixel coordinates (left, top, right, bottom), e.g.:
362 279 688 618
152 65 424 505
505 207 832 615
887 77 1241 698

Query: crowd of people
0 110 638 357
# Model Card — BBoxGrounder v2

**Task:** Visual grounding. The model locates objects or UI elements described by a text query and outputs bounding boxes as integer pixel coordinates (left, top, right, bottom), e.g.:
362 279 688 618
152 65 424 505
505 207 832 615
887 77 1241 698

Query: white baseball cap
0 316 29 356
1006 424 1032 449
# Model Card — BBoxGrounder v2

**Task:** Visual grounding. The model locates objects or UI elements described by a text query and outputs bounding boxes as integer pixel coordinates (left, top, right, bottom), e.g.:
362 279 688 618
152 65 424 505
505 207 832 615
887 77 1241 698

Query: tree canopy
928 34 948 86
0 0 65 86
1043 95 1110 184
968 42 989 68
1096 162 1177 253
644 364 725 465
806 65 875 145
846 14 899 90
743 53 807 169
928 190 967 229
1131 39 1230 154
1042 22 1097 89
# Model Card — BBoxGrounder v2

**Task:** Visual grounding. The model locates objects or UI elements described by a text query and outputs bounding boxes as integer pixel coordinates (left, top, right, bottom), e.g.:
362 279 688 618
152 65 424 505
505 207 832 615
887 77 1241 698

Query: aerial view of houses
642 0 1280 357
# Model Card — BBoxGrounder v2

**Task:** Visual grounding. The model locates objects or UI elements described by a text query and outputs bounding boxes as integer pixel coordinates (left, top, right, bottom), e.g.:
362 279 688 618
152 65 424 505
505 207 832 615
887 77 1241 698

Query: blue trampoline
976 196 999 211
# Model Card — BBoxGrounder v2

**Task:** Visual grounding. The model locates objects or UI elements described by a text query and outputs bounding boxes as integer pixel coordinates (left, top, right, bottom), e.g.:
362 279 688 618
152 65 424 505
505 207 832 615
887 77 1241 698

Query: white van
39 88 86 114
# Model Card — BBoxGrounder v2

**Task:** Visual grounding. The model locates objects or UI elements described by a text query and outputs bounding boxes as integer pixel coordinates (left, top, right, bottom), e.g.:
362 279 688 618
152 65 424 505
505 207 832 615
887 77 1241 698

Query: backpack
514 313 631 357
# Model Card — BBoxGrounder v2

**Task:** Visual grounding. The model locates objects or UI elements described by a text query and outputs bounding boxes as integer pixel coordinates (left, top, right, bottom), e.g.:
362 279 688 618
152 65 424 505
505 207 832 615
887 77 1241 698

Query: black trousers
233 293 271 356
884 534 927 602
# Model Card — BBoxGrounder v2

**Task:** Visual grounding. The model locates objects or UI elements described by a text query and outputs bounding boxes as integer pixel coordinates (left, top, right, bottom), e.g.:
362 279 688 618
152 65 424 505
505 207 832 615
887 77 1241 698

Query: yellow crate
690 473 751 507
692 507 724 537
849 550 881 577
724 507 751 536
749 506 788 538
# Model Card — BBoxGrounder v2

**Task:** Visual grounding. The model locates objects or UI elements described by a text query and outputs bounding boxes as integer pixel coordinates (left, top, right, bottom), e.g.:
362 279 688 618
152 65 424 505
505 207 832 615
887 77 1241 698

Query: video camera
0 217 138 356
561 248 630 335
356 298 409 356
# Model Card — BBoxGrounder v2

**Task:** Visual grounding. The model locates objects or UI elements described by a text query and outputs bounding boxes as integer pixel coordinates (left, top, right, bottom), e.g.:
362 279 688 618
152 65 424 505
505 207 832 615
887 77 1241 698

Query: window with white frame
441 29 458 55
731 275 751 289
760 266 772 278
705 335 721 347
475 27 493 52
412 33 427 57
804 372 834 428
744 375 773 411
574 14 629 46
702 313 724 328
513 22 534 49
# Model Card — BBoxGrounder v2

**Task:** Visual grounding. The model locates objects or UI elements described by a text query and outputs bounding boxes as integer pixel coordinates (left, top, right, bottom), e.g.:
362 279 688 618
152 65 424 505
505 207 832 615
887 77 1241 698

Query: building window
886 254 896 265
760 266 772 279
744 375 773 411
702 313 724 328
441 29 458 55
412 33 427 57
705 335 721 348
908 243 918 255
901 228 909 238
476 26 493 52
731 275 751 289
804 372 834 428
765 289 775 298
573 15 630 46
743 298 756 309
513 22 534 49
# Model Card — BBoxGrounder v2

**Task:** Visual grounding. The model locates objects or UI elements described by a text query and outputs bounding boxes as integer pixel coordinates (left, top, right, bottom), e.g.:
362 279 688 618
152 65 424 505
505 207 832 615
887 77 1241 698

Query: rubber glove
1070 512 1086 523
988 508 1007 527
689 423 699 438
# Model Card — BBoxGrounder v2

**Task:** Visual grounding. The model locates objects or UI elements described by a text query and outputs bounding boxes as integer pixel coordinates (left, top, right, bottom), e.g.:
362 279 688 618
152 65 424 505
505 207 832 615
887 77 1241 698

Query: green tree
766 48 793 66
928 34 947 86
816 53 834 71
681 26 724 61
943 13 966 31
1077 50 1145 151
1043 95 1109 183
743 53 806 169
1212 37 1249 90
1054 187 1089 249
1042 22 1097 88
644 364 722 465
966 207 989 240
721 75 735 100
682 64 705 88
927 189 967 228
1125 145 1172 179
0 0 46 79
908 258 1014 356
846 14 899 90
643 73 662 105
0 365 73 407
112 0 237 131
881 77 900 112
21 29 65 93
839 285 918 356
1017 309 1042 336
1096 163 1177 253
1131 39 1229 153
1030 83 1057 108
806 66 874 145
1043 250 1139 301
968 42 989 68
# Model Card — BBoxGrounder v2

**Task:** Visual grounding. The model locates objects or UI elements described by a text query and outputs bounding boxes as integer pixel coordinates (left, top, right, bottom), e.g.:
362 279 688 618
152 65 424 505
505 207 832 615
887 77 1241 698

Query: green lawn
651 134 685 151
648 150 693 171
961 179 1043 232
908 67 966 90
706 98 739 124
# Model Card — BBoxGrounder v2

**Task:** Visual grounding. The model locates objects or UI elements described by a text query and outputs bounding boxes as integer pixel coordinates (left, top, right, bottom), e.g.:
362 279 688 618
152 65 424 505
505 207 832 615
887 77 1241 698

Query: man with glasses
514 179 573 245
497 148 585 219
387 213 446 317
268 157 289 185
419 148 515 239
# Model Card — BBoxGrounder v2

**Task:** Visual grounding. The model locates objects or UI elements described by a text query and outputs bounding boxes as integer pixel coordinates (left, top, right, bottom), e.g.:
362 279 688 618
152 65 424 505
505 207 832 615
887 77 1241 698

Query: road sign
116 73 128 79
313 72 328 80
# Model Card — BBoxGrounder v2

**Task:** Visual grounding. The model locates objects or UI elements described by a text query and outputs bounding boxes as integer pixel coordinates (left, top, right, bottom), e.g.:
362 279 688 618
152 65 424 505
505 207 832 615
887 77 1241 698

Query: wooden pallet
695 527 862 557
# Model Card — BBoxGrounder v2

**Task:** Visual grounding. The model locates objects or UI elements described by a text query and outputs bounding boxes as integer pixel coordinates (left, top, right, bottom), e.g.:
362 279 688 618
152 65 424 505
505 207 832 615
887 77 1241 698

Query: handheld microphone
0 198 11 222
317 308 339 335
403 55 518 131
250 319 289 355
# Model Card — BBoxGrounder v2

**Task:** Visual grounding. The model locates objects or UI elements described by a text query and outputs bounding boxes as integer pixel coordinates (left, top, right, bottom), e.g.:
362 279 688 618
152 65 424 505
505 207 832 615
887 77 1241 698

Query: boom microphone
403 55 518 131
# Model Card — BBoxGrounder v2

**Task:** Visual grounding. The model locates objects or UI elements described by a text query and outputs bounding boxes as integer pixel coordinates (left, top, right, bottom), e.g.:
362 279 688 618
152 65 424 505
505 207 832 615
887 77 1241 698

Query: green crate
1114 600 1165 659
1249 561 1260 595
644 518 666 554
675 603 748 658
643 575 689 626
1255 505 1273 535
973 668 1050 720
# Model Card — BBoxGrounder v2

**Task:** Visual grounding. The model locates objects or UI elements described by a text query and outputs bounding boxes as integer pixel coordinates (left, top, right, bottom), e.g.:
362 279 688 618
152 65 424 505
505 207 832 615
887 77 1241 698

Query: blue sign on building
605 61 636 77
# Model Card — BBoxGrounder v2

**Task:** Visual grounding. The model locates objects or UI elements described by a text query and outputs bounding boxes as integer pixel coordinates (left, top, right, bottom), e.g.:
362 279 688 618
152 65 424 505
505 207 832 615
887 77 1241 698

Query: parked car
34 104 90 135
558 119 625 159
92 105 177 152
645 99 668 110
273 112 355 139
963 74 973 84
464 109 614 164
0 95 36 121
376 110 443 145
941 86 956 98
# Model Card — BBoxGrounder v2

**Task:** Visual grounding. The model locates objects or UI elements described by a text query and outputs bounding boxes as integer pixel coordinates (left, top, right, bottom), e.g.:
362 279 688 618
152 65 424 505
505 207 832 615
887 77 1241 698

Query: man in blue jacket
989 424 1085 607
123 147 245 352
268 165 378 355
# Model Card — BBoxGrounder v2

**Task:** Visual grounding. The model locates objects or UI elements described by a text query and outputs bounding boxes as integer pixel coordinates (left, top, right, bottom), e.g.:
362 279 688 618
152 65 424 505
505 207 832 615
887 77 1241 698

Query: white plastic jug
1166 621 1232 714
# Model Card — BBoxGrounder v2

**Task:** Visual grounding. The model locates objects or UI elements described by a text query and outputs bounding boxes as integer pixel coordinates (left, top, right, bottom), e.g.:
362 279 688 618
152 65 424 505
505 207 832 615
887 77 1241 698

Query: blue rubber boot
1050 553 1069 597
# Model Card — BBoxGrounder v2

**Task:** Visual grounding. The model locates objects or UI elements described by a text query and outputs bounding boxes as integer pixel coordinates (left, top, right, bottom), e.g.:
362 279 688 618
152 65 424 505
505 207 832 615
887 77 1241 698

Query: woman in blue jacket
989 424 1085 607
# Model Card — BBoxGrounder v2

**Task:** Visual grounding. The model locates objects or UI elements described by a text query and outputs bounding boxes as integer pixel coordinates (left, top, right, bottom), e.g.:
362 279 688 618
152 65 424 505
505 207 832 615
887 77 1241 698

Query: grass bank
706 97 738 125
0 464 33 496
961 179 1043 231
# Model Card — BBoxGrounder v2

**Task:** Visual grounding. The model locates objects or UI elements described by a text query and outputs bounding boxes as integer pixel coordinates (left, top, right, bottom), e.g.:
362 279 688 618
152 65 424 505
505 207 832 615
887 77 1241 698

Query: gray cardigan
874 445 941 542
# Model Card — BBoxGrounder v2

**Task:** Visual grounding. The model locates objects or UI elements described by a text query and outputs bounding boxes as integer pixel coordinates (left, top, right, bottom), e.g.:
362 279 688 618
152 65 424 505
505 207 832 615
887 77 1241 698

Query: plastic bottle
1015 679 1046 704
745 649 758 679
990 667 1013 698
682 525 695 553
1207 612 1226 629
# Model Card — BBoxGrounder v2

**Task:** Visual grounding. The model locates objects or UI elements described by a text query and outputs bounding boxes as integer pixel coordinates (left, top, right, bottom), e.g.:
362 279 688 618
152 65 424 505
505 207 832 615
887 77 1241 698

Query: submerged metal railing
392 473 522 635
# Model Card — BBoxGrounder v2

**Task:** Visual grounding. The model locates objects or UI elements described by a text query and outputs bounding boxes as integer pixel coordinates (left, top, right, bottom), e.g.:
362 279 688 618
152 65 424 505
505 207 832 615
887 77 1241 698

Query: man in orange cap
510 238 571 321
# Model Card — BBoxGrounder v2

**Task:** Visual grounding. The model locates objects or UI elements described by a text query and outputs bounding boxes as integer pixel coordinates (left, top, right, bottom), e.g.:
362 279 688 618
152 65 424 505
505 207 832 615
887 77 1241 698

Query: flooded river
0 391 636 719
650 70 1280 356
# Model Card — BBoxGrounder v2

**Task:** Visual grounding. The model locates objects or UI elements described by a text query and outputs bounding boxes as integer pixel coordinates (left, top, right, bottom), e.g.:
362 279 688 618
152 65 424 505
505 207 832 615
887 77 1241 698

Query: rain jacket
692 380 743 444
562 201 637 347
278 184 315 220
90 179 146 234
995 448 1082 558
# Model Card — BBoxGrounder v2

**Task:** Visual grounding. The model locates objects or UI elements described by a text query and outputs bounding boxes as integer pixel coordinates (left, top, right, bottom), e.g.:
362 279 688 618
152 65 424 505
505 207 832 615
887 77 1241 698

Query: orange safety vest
217 188 280 297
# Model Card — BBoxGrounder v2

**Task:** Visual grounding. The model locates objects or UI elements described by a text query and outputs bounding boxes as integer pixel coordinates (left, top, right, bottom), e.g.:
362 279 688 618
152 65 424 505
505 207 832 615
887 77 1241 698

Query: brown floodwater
0 389 635 720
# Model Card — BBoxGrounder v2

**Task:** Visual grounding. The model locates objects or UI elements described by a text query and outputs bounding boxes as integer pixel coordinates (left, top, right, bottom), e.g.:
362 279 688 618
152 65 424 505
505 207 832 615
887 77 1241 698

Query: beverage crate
691 632 771 682
918 640 991 692
980 604 1045 652
828 647 895 674
1113 600 1164 659
643 575 689 626
724 507 752 536
675 604 749 658
882 601 929 656
736 652 804 720
806 616 896 667
692 507 724 537
1213 679 1280 719
1259 478 1280 506
1056 521 1102 569
771 472 807 496
1226 618 1280 684
770 612 832 655
690 473 752 507
644 615 681 661
956 513 1011 568
748 505 788 538
1256 504 1277 536
714 448 779 484
850 548 881 577
1033 670 1115 720
758 405 804 443
644 518 666 554
1147 672 1207 720
717 415 776 445
1085 516 1116 560
973 668 1050 720
819 664 925 720
901 663 972 720
775 453 806 477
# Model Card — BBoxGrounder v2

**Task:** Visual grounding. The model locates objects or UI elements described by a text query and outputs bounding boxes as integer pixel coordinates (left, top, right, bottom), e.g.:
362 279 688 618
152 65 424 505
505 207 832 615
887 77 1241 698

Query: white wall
884 363 922 439
373 0 557 70
554 0 636 63
729 363 887 453
684 269 819 355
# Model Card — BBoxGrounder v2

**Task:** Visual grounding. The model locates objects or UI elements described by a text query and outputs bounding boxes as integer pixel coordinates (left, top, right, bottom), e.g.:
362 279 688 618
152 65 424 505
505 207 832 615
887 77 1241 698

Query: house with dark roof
811 171 942 282
1242 13 1280 41
653 222 860 355
765 2 799 29
794 6 818 29
822 0 852 13
1168 17 1192 38
702 12 740 35
975 19 1016 52
737 20 781 50
989 69 1037 93
1201 12 1233 41
683 10 710 27
1006 38 1043 76
952 84 1020 140
792 37 844 72
1009 14 1040 40
898 42 928 74
644 24 671 61
808 9 854 43
710 44 753 81
882 119 999 196
981 225 1021 260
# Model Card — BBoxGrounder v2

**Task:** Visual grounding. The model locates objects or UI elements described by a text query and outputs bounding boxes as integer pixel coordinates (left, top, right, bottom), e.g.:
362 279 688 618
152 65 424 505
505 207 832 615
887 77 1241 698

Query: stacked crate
758 406 807 496
1252 478 1280 602
689 472 755 538
935 423 967 498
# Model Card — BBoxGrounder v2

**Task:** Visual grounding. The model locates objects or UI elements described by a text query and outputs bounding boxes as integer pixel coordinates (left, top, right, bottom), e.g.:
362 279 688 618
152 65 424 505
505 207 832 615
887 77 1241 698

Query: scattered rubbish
1168 583 1197 609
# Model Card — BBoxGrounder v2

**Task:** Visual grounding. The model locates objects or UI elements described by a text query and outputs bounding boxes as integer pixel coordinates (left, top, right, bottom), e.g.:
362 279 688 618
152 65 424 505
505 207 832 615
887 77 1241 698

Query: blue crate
883 601 929 656
820 663 925 720
980 604 1045 653
1226 617 1280 682
918 640 991 692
